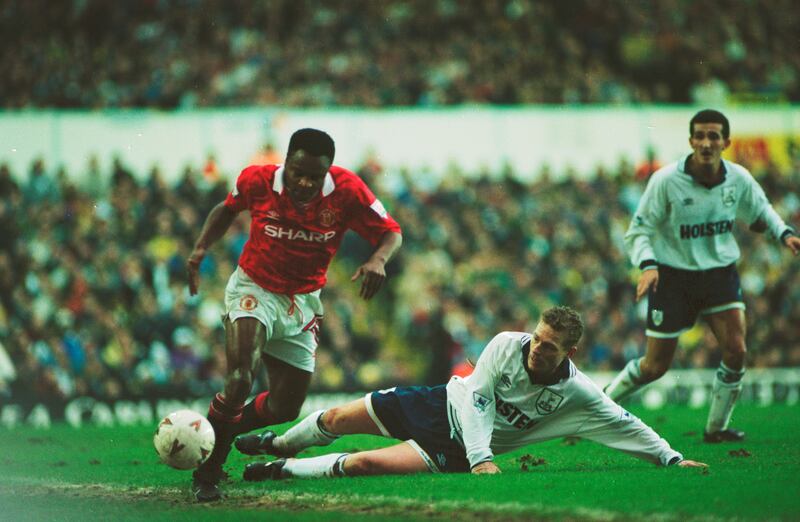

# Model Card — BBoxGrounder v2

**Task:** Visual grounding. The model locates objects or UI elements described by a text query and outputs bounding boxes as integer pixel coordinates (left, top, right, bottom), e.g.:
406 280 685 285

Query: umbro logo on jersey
500 374 512 388
682 198 694 206
436 453 447 469
266 210 280 221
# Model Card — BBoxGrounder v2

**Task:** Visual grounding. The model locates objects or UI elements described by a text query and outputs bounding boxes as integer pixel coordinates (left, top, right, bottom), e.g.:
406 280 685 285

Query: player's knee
321 406 348 434
722 336 747 360
639 360 669 382
269 401 303 424
342 453 379 476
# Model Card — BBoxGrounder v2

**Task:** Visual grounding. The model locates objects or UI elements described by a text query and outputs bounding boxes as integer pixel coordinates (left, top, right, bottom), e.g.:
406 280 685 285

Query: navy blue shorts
366 385 470 473
646 263 744 338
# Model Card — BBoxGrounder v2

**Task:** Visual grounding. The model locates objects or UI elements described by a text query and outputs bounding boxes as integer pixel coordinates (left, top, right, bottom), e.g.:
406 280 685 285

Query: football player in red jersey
186 128 402 501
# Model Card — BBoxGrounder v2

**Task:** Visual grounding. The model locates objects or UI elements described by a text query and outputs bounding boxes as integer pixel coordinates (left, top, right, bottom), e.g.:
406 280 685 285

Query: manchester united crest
319 208 336 227
239 295 258 311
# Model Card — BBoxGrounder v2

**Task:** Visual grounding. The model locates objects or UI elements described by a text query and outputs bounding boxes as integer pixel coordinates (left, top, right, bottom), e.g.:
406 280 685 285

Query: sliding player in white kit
235 306 705 480
605 110 800 443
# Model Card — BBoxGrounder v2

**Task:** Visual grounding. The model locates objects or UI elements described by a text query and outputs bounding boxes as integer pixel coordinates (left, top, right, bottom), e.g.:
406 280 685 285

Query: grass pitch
0 404 798 521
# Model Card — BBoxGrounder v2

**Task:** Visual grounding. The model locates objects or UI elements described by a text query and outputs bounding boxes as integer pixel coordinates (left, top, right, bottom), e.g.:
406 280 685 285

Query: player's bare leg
703 308 746 442
233 353 312 456
236 397 381 456
262 354 313 423
605 337 678 402
343 441 431 475
322 399 385 435
639 337 679 382
244 441 431 481
193 316 264 501
234 354 312 437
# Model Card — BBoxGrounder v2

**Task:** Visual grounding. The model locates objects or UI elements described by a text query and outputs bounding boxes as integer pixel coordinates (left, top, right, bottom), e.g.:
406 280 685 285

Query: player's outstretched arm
351 231 402 300
577 393 685 466
187 202 238 295
677 459 708 468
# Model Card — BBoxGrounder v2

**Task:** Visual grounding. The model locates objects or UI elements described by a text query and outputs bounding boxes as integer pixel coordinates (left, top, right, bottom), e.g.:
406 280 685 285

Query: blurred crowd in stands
3 0 799 108
1 148 798 409
2 0 799 410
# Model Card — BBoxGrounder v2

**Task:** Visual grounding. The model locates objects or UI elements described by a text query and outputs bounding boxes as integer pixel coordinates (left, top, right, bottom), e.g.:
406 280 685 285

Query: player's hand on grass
187 248 206 295
784 235 800 256
351 258 387 300
471 462 501 474
636 269 659 302
677 459 708 468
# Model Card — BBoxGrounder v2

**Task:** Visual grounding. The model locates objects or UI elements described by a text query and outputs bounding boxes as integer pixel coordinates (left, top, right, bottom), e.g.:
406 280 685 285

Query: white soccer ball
153 409 215 470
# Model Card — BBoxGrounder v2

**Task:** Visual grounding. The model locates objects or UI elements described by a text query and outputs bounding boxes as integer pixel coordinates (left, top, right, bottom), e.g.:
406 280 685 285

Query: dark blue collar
680 154 728 188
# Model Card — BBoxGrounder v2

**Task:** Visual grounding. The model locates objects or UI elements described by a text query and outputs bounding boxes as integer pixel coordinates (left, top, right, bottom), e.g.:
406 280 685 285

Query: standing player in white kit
605 110 799 442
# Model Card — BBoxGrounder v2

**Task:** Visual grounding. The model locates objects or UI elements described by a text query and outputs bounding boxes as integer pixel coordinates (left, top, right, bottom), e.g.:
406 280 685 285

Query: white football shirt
446 332 682 468
625 156 791 270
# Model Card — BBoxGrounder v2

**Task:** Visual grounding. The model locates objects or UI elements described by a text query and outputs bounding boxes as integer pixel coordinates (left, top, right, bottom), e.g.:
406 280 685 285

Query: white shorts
224 267 323 372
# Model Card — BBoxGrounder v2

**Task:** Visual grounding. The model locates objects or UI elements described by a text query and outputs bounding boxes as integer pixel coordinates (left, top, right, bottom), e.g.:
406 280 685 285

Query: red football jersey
224 164 401 295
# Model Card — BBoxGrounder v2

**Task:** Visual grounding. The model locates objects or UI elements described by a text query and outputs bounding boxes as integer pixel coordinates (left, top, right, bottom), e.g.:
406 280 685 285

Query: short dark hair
690 109 730 139
287 128 335 162
541 306 584 349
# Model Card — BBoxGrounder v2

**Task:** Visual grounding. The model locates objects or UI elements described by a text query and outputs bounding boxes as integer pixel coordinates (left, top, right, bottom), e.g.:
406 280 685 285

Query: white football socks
605 358 645 402
283 453 349 478
706 362 745 433
273 409 339 454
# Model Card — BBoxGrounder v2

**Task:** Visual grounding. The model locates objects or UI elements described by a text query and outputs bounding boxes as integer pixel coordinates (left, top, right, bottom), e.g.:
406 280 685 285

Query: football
153 409 215 470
